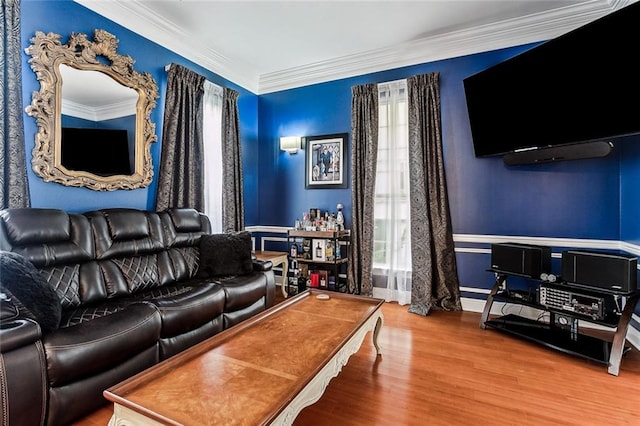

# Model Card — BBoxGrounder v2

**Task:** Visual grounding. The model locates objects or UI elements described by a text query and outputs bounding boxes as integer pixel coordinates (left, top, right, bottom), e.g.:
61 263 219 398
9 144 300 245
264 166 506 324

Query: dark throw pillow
0 251 61 333
197 231 253 278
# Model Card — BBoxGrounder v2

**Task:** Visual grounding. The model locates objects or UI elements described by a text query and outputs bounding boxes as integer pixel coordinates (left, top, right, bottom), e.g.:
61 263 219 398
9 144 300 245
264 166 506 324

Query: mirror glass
60 65 139 177
26 30 159 191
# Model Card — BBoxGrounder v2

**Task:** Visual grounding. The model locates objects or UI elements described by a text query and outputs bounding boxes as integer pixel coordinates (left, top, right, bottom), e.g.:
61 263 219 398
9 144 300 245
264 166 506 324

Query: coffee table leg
373 314 383 355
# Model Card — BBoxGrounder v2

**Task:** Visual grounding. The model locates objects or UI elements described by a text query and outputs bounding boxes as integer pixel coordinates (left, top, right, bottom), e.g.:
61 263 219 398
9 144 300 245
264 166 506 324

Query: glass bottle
336 203 344 230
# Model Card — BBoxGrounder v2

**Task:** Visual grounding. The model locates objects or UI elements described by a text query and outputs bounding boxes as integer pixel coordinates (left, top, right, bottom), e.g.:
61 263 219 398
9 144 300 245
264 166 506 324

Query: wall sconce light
280 136 301 154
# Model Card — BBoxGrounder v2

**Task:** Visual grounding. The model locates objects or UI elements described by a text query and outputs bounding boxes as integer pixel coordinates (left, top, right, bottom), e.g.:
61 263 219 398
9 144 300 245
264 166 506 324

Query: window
373 80 411 273
203 81 223 232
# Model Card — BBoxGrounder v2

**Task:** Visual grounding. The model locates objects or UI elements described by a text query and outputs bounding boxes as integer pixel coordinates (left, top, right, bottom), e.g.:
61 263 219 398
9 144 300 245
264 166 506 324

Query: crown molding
75 0 632 95
62 99 136 122
74 0 260 93
259 0 627 93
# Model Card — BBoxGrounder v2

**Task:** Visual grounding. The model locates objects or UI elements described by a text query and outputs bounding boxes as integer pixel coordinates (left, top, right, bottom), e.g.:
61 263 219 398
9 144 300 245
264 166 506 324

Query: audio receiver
539 284 611 321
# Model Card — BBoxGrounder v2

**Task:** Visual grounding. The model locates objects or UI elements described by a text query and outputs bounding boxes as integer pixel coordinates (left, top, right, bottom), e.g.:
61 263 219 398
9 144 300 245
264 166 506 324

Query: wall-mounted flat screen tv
61 127 132 176
463 1 640 158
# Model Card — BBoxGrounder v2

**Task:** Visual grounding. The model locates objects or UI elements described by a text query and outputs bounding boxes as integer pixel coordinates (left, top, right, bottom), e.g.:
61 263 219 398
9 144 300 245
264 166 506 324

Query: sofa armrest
1 318 42 352
253 260 276 307
1 298 47 426
252 259 273 272
1 296 42 352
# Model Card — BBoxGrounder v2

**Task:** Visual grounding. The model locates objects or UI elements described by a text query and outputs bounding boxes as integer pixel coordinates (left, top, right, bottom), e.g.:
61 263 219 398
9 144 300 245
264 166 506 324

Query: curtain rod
163 63 224 91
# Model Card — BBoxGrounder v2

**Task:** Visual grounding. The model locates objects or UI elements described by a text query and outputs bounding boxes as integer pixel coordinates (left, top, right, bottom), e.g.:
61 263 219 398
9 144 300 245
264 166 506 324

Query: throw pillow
197 231 253 277
0 251 62 333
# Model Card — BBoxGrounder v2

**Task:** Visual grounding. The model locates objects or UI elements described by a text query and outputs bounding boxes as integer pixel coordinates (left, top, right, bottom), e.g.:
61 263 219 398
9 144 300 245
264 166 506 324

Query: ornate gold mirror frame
25 29 159 191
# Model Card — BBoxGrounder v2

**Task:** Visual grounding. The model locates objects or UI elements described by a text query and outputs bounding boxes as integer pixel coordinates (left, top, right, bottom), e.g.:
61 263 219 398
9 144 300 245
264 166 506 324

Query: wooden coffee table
104 290 384 425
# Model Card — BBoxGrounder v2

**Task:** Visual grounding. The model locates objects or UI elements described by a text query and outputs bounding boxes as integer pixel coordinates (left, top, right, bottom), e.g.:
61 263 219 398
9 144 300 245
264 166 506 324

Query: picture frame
305 133 348 189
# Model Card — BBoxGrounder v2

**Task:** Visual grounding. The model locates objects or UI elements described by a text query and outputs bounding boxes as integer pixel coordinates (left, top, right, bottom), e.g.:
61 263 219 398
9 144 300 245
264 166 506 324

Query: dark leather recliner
0 207 275 425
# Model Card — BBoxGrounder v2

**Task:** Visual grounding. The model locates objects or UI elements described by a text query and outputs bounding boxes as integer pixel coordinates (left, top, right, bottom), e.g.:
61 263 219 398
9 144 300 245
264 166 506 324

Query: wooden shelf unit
287 229 352 295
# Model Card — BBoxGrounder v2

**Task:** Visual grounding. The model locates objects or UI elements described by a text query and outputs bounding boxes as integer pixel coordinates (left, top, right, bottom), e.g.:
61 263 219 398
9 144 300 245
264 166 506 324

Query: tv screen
61 127 132 176
463 2 640 158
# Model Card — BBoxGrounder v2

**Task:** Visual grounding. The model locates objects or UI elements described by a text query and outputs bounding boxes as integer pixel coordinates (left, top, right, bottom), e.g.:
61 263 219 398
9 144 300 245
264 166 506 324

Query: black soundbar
503 141 612 166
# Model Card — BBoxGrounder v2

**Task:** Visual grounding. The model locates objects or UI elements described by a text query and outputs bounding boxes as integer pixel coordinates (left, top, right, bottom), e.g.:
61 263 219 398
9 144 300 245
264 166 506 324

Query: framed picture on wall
305 133 348 189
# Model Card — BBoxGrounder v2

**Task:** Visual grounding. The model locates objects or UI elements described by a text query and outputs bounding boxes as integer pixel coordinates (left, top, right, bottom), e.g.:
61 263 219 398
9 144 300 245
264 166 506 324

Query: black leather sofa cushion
103 208 151 241
168 208 203 232
87 209 164 259
135 282 226 337
219 271 269 311
0 209 93 267
47 345 159 426
0 208 69 245
223 297 266 329
161 209 210 248
45 301 161 387
159 317 224 360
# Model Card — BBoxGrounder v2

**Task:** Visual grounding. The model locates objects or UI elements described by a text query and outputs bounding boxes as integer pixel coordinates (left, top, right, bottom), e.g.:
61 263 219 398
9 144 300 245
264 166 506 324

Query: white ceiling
74 0 633 94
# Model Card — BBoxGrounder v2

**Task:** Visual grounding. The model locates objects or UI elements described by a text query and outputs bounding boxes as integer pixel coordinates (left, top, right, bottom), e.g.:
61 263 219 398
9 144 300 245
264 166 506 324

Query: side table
254 250 289 298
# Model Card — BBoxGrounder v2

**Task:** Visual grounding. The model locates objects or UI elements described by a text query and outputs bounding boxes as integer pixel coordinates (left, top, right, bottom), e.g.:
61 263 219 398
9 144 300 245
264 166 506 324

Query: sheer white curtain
203 80 223 232
374 80 412 305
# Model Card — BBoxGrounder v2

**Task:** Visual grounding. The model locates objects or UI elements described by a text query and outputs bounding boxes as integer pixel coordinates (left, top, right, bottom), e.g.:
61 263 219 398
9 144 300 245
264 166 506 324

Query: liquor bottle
336 203 344 230
297 274 307 293
290 243 297 258
316 241 322 258
325 241 334 261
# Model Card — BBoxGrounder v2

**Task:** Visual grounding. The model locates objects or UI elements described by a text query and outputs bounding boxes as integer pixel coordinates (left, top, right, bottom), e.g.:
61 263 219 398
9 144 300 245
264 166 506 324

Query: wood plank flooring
75 301 640 426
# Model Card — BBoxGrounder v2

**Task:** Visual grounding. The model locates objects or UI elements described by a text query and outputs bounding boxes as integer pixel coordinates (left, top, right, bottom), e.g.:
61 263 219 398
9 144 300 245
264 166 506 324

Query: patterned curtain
221 87 244 232
0 0 30 208
155 64 205 212
406 72 462 315
347 84 379 295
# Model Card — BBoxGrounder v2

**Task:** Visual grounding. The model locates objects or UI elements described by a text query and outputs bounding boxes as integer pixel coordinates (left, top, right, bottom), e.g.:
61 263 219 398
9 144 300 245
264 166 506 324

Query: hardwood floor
76 300 640 425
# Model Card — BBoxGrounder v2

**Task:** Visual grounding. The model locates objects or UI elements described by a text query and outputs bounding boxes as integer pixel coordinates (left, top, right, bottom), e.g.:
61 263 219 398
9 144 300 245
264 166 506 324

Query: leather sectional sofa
0 207 275 425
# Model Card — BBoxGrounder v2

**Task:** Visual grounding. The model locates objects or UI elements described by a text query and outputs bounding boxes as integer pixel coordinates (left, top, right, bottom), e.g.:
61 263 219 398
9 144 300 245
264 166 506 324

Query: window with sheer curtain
373 80 412 305
203 81 223 232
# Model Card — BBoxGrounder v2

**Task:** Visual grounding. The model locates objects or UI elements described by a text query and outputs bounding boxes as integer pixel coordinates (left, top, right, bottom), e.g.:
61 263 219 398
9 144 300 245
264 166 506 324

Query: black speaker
490 243 552 279
561 250 638 293
503 141 612 166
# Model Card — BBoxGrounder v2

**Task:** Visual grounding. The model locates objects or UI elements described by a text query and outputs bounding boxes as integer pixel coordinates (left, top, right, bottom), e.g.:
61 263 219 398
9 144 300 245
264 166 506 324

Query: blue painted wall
21 0 259 221
257 45 636 294
620 134 640 245
258 47 622 240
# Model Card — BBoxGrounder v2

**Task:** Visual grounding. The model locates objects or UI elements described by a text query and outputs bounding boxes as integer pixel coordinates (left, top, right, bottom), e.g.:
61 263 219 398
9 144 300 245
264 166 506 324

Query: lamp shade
280 136 301 154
